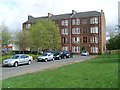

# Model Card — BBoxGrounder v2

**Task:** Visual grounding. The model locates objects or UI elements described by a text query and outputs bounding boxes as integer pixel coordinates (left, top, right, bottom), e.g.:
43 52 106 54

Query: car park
37 52 54 62
2 54 33 67
60 51 73 58
81 51 89 56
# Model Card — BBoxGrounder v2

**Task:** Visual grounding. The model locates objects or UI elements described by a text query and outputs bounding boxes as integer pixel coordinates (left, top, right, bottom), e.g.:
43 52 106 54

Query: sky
0 0 119 36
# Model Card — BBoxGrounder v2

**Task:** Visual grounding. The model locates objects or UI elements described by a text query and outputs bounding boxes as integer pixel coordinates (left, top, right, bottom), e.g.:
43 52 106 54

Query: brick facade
23 10 106 55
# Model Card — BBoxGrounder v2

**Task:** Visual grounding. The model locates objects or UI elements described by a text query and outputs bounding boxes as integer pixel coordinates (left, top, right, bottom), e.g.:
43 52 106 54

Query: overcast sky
0 0 119 35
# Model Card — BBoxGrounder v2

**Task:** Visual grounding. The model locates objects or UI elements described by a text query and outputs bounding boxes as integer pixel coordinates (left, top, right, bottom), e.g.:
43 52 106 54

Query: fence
106 50 120 55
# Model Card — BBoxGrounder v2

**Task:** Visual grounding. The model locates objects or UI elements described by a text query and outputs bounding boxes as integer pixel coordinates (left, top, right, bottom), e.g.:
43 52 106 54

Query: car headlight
66 54 69 56
56 55 60 57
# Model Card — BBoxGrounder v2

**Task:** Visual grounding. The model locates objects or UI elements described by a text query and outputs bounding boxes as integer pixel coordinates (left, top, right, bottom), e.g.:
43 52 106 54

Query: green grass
2 54 118 88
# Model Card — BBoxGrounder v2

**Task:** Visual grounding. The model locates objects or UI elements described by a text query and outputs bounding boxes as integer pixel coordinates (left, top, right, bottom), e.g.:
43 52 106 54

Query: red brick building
23 10 106 54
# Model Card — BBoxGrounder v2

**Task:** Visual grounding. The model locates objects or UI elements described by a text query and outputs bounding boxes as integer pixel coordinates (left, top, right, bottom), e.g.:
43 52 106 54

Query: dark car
60 51 73 58
50 51 63 60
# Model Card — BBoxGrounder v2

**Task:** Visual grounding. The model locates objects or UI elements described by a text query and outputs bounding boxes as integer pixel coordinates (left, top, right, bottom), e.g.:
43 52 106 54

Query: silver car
2 54 33 67
37 53 54 62
81 51 89 56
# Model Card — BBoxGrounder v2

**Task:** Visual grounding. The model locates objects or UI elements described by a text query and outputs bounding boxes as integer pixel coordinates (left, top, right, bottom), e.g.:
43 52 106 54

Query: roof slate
23 11 101 24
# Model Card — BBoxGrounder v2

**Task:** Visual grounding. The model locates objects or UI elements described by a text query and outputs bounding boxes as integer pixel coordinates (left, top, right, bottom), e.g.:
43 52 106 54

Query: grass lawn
2 54 118 88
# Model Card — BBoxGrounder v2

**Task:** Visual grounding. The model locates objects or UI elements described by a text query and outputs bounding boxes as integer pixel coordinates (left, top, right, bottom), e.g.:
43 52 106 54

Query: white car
2 54 33 67
37 53 54 62
81 51 89 56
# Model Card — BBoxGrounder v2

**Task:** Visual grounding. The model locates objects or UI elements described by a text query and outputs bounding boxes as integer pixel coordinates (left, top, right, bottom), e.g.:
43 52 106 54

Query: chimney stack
72 10 77 15
28 15 33 20
48 13 53 17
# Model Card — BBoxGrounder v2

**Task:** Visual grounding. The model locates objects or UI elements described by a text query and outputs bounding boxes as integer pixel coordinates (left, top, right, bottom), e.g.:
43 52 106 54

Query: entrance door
81 46 86 51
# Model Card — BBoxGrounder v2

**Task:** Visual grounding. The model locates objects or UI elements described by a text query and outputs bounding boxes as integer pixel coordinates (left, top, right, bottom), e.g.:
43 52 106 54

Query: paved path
2 55 96 80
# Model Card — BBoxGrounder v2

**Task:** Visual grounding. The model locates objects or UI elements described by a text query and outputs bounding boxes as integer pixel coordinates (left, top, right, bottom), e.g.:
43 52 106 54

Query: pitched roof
72 11 101 18
50 13 71 20
24 16 48 23
23 10 101 24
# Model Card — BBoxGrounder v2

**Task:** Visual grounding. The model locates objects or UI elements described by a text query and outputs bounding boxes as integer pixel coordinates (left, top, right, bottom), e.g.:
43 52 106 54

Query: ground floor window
91 46 98 53
62 46 68 51
72 46 80 53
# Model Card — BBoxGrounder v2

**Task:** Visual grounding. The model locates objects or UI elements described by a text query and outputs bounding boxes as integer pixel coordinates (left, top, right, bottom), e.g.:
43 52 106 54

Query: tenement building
23 10 106 55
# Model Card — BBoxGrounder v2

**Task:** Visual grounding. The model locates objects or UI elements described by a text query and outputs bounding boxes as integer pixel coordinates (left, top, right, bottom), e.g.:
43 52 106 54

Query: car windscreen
42 53 47 56
83 51 87 53
11 55 20 59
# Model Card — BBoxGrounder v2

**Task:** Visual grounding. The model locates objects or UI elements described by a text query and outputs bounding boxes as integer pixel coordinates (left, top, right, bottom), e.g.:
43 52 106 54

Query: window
90 36 98 43
26 24 31 29
72 37 80 44
72 28 80 34
82 18 87 24
90 27 98 33
83 37 87 43
72 46 80 53
62 37 68 44
61 28 68 35
72 19 80 25
90 17 98 24
91 46 98 53
61 20 68 26
63 46 68 51
83 27 87 34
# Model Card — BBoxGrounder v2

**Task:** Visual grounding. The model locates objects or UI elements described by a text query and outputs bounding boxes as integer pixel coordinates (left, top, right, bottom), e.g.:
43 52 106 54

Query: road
2 55 96 80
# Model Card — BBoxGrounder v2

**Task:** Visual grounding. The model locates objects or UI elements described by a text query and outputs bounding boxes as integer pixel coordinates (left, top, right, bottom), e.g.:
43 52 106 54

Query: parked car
60 51 73 58
81 51 89 56
2 54 33 67
37 52 54 62
50 51 63 60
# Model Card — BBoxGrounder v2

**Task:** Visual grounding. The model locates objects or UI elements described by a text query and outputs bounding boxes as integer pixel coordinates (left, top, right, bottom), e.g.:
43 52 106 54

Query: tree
106 34 120 50
15 30 31 52
0 23 11 47
29 19 61 51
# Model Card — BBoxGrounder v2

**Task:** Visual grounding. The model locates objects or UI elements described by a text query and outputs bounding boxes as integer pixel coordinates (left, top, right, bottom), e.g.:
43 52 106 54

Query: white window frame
90 17 98 24
72 28 80 34
26 24 31 29
72 46 80 53
91 46 98 53
90 27 98 33
63 46 68 51
72 19 76 25
61 20 68 26
61 28 68 35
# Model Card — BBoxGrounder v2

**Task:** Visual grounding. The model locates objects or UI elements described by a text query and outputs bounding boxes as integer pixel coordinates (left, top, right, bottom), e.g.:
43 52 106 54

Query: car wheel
37 59 39 62
45 59 48 62
14 62 18 67
64 56 66 59
52 58 54 61
28 60 31 65
59 57 61 60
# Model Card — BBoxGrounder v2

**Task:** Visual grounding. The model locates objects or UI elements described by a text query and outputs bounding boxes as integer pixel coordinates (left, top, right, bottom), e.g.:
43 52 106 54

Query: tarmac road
2 55 96 80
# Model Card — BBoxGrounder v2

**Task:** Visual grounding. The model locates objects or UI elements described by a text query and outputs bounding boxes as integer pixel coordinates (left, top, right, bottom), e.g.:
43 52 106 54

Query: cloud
0 0 119 32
